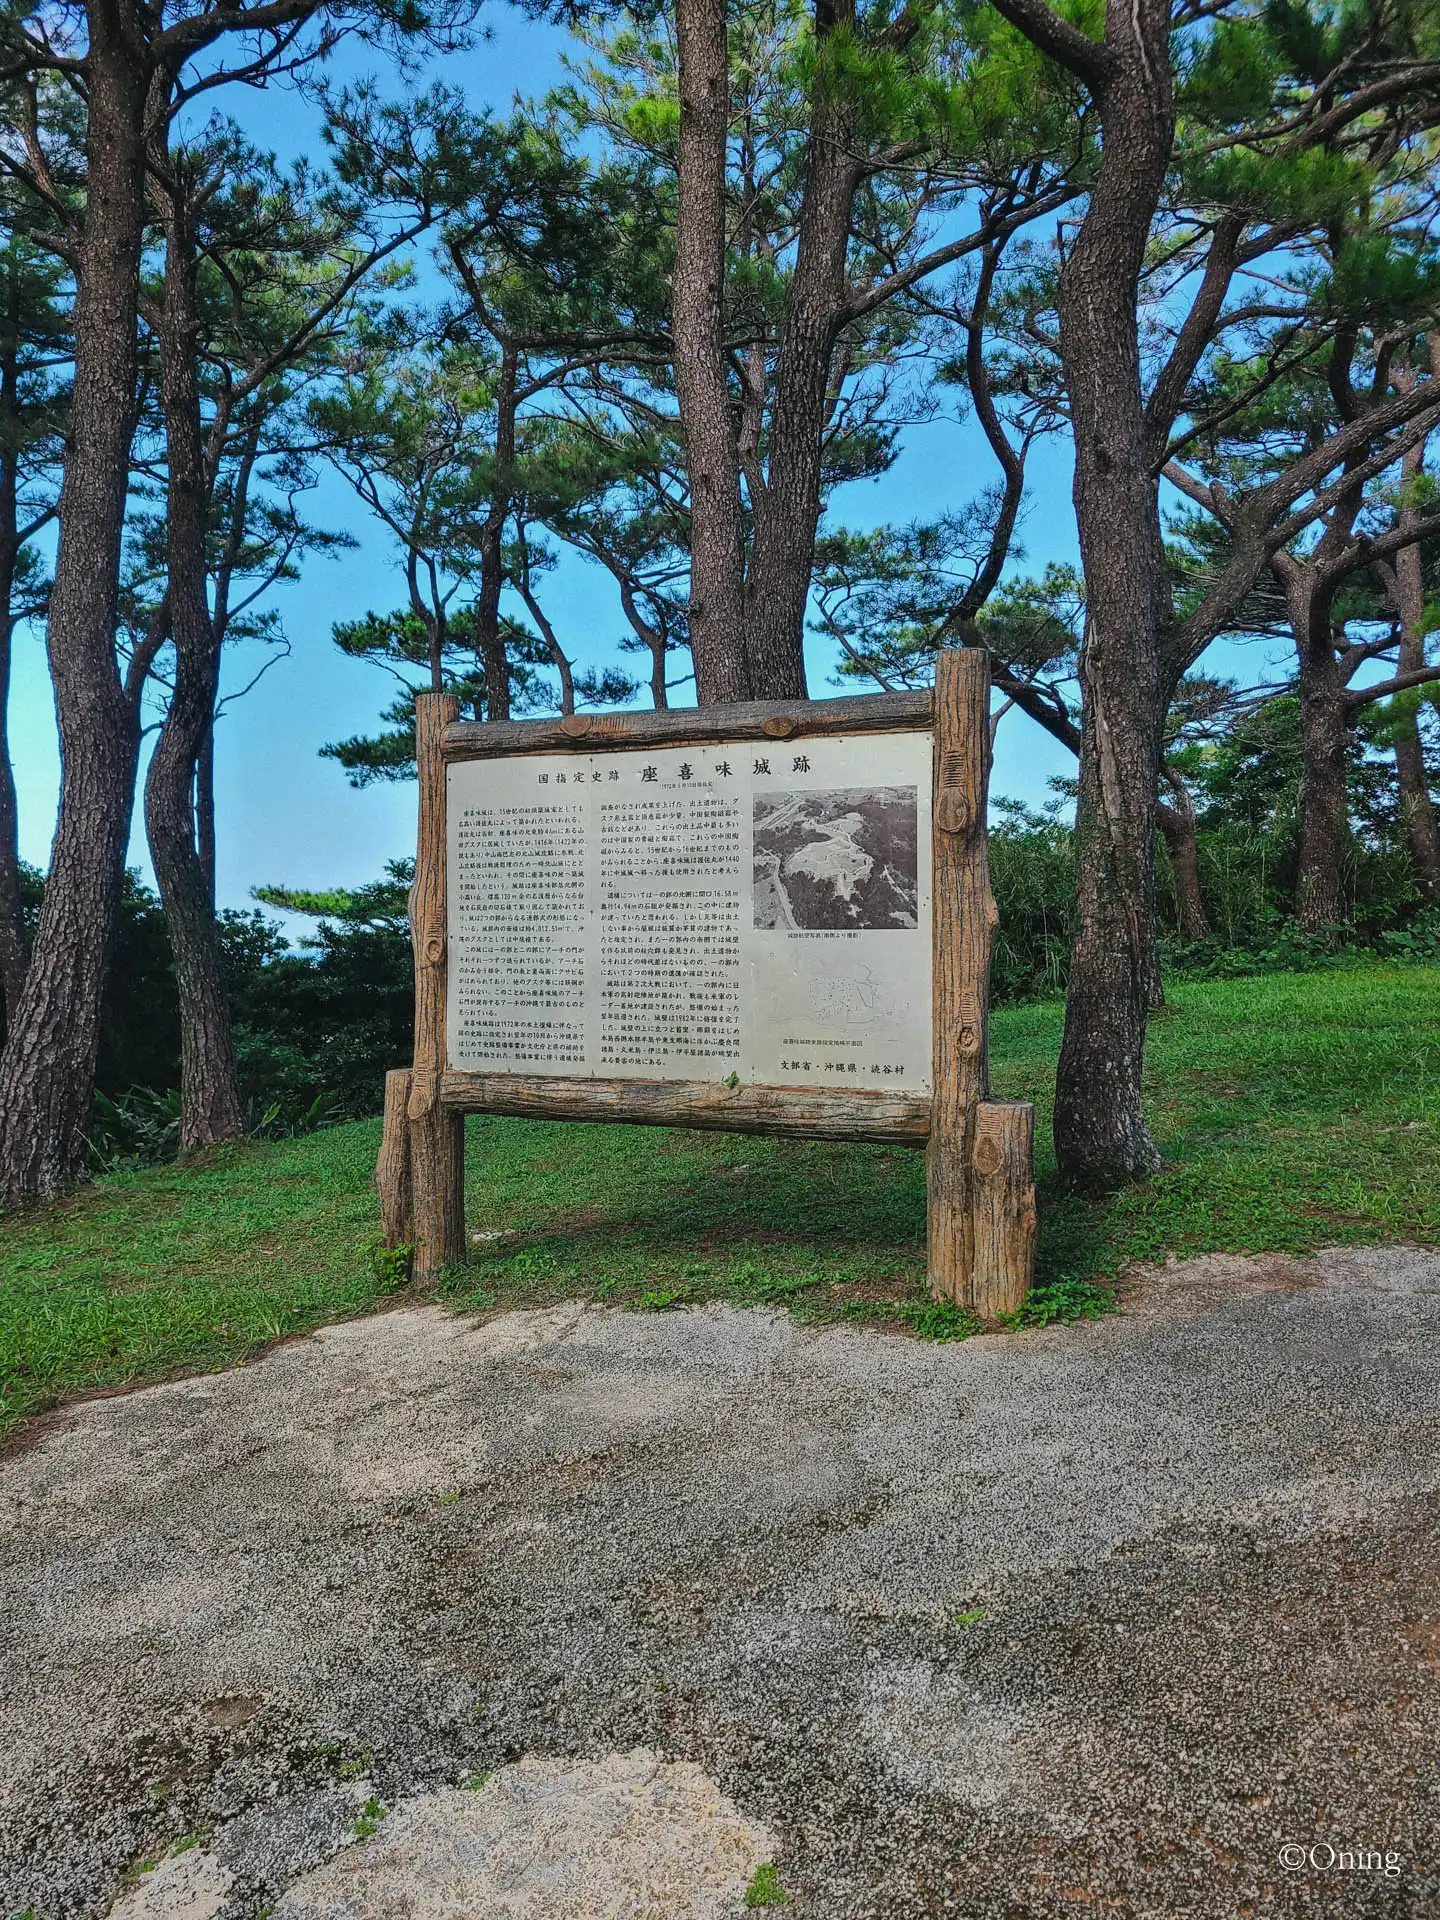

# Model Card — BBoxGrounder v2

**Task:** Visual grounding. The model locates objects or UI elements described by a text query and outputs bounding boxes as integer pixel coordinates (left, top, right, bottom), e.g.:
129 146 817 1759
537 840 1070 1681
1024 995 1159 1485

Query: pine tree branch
986 0 1110 91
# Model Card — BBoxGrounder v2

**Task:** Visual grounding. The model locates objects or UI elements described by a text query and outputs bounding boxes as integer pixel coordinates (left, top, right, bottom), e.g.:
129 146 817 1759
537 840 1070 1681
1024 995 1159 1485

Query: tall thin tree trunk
618 578 669 709
0 322 31 1022
1277 559 1351 931
1389 440 1440 898
0 576 28 1028
673 0 750 703
144 166 245 1151
0 24 149 1205
1293 650 1351 929
1050 0 1174 1188
473 340 516 722
1158 770 1210 941
196 718 217 910
513 544 575 716
740 1 859 699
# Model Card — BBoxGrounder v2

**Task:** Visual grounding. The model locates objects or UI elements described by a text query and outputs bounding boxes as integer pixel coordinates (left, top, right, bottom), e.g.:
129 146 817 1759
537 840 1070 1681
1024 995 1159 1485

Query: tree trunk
1278 561 1351 931
618 577 669 709
740 2 860 699
1157 773 1210 941
514 561 575 716
0 319 31 1023
1389 444 1440 898
673 0 750 703
0 573 28 1029
144 167 245 1152
473 339 516 722
0 23 149 1205
196 717 217 911
1050 0 1174 1188
1293 650 1351 930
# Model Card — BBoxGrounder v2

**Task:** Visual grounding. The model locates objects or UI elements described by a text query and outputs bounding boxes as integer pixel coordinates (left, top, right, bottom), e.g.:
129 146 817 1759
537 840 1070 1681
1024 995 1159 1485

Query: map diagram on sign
752 786 919 931
806 964 902 1028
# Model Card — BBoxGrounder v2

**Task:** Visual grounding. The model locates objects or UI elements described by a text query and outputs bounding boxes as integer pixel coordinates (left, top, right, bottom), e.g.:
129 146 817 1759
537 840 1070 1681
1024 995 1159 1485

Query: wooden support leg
408 1071 466 1277
969 1099 1038 1317
928 648 992 1308
376 1067 413 1251
406 688 466 1279
926 1134 967 1306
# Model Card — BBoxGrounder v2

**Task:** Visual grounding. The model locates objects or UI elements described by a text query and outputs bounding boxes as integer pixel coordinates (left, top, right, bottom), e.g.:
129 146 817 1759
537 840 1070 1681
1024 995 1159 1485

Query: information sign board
446 732 933 1091
379 655 1037 1318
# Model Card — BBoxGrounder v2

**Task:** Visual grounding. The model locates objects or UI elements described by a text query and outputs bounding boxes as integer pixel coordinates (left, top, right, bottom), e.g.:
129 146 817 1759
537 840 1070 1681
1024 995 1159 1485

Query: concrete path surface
1 1246 1437 1918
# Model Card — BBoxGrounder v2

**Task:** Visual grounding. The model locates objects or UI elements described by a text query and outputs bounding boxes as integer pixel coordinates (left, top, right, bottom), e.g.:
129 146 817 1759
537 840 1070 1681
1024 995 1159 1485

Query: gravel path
1 1246 1437 1918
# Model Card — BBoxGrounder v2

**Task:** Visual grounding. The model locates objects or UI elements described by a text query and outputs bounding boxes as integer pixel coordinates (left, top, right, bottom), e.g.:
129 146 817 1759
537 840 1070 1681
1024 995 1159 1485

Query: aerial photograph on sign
752 785 920 931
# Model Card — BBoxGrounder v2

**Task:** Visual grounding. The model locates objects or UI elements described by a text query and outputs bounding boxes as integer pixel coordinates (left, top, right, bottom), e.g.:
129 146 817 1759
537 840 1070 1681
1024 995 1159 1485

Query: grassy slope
2 963 1435 1437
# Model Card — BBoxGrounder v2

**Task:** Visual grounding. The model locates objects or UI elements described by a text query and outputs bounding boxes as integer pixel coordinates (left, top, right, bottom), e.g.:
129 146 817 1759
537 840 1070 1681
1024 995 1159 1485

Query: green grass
1 964 1435 1441
743 1862 791 1908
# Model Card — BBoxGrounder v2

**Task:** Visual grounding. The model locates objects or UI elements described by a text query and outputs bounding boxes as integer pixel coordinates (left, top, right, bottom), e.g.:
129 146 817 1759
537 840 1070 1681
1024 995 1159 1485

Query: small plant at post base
902 1298 982 1342
998 1278 1115 1329
370 1241 413 1291
744 1862 790 1908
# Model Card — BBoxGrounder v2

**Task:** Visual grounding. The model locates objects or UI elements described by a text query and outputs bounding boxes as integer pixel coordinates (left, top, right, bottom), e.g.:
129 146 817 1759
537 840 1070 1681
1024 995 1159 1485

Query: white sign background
447 730 934 1092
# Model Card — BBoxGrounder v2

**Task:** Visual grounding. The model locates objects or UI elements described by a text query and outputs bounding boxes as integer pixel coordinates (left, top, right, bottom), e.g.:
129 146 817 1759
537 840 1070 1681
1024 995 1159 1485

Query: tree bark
1388 439 1440 898
0 281 32 1023
1294 641 1351 930
143 158 245 1151
740 0 861 699
1275 556 1351 931
672 0 750 703
196 717 217 911
1157 770 1210 941
1049 0 1174 1188
0 18 149 1204
0 544 29 1028
473 339 516 721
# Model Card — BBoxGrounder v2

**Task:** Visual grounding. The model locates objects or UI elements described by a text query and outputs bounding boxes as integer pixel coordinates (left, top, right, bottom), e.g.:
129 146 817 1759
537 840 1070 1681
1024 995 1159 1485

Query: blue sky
10 8 1087 927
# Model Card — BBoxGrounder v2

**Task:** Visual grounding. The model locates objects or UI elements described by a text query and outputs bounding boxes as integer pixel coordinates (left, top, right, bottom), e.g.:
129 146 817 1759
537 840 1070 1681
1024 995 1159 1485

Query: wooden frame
377 649 1037 1315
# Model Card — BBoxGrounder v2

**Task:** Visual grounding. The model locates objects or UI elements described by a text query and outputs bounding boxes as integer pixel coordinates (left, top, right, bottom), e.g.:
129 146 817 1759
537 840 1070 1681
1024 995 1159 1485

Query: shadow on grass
449 1123 1122 1329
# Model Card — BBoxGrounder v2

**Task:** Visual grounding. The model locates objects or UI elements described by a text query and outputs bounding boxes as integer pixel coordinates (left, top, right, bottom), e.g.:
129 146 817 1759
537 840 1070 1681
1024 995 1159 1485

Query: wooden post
927 649 1036 1316
376 1067 413 1251
969 1099 1038 1317
408 690 466 1276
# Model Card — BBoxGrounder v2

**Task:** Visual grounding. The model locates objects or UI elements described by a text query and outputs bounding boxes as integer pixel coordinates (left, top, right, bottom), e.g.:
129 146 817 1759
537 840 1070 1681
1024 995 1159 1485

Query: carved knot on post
935 789 972 835
423 933 446 967
955 987 984 1059
973 1133 1003 1176
407 1069 439 1121
762 716 797 739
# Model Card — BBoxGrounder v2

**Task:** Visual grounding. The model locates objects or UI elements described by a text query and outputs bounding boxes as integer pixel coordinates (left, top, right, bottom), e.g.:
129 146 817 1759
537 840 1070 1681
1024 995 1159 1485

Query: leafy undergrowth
1 963 1435 1439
